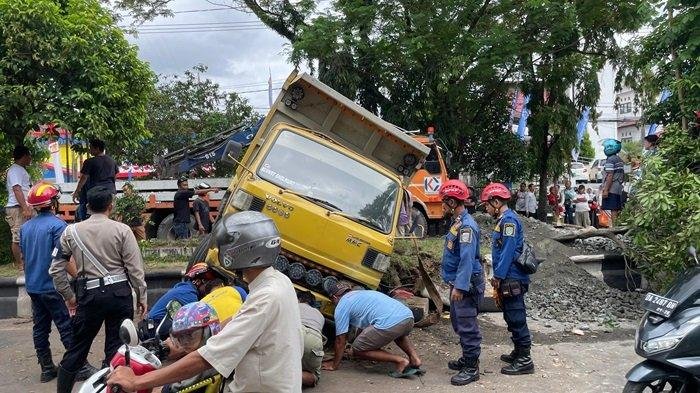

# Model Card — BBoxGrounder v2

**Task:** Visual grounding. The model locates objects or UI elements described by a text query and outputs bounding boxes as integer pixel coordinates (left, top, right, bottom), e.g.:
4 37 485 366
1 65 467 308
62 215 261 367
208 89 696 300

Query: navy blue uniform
492 209 531 347
442 209 484 361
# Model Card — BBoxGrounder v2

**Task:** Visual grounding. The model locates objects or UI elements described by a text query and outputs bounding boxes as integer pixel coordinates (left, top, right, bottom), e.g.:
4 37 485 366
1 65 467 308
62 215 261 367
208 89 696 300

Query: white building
615 86 645 142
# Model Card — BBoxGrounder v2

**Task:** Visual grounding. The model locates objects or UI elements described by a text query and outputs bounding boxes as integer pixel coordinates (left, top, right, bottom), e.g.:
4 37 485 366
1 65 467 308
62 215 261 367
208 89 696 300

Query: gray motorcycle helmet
214 211 281 271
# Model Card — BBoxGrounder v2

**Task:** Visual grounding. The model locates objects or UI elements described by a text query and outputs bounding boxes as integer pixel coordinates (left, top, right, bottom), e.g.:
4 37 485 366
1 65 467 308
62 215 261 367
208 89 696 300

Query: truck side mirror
222 141 243 166
445 151 453 169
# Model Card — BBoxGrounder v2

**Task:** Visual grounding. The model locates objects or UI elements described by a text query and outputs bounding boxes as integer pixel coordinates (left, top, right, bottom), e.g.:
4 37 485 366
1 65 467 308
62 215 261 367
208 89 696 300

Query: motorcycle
79 301 225 393
623 247 700 392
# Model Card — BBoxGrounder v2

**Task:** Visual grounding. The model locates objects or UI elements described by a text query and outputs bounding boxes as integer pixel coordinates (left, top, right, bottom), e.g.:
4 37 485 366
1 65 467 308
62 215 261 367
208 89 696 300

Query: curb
1 269 184 319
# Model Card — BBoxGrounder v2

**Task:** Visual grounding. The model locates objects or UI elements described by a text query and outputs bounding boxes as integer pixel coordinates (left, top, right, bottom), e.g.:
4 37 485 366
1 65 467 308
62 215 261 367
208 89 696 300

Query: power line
172 7 233 14
134 27 269 34
126 21 264 28
220 79 286 89
226 87 283 94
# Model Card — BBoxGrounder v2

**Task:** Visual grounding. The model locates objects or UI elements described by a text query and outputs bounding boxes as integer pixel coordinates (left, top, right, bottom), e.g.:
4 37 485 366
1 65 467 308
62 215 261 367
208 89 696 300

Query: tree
0 0 154 158
616 1 699 289
133 65 256 165
617 0 699 132
579 132 596 162
511 1 651 219
621 125 700 289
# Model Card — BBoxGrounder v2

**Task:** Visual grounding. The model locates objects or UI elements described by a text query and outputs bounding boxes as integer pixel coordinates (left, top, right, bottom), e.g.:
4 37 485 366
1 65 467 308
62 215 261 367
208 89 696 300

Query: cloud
125 0 302 113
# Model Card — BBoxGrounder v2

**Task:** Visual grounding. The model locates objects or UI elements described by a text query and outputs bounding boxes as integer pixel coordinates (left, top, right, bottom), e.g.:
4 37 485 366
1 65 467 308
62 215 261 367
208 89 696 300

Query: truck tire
156 214 195 240
410 207 428 238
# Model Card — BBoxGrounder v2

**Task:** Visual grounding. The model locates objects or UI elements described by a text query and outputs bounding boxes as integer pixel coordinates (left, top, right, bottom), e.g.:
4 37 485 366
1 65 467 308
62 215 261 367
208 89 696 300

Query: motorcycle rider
438 180 485 386
145 262 246 339
481 183 535 375
107 211 303 392
161 301 222 393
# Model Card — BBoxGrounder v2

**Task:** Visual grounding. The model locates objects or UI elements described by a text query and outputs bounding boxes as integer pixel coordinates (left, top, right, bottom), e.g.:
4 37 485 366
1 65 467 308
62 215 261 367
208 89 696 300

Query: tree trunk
537 127 550 221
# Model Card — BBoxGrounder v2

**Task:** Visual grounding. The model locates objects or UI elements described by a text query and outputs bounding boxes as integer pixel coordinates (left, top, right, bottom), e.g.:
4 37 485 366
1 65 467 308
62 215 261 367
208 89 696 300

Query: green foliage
132 65 256 166
0 0 155 159
579 132 596 162
287 0 536 182
621 125 700 290
112 188 146 227
617 0 699 128
516 0 651 218
622 140 644 162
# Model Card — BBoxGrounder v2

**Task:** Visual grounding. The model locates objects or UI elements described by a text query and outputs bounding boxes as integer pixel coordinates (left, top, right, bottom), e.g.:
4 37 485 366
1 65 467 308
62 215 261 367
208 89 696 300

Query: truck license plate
642 293 679 318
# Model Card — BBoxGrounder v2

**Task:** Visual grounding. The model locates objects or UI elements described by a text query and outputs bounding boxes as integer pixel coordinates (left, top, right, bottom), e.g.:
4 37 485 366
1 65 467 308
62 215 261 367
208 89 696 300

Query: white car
569 162 588 183
588 159 605 182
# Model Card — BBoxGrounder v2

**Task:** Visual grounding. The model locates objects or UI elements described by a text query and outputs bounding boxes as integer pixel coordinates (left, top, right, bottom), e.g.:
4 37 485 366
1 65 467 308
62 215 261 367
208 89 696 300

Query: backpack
516 242 543 275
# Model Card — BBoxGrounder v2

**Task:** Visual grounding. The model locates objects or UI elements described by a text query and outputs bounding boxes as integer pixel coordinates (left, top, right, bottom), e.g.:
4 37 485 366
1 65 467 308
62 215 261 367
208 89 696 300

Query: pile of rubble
475 213 645 325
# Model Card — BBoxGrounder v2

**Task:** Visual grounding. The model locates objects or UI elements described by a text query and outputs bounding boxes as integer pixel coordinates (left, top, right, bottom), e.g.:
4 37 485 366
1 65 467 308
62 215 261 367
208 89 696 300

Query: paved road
0 314 641 393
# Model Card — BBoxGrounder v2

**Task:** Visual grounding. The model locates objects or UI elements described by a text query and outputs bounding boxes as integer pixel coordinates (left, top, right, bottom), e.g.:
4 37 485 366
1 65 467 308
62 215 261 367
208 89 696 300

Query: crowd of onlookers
512 180 608 227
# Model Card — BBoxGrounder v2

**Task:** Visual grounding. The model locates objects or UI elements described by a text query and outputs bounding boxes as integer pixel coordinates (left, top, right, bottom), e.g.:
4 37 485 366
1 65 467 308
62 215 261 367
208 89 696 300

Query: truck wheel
156 214 196 240
410 207 428 238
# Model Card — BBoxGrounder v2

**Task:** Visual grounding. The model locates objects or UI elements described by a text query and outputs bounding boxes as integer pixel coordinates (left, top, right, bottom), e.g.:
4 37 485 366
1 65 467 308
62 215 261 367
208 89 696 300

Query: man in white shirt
107 211 303 393
4 145 33 271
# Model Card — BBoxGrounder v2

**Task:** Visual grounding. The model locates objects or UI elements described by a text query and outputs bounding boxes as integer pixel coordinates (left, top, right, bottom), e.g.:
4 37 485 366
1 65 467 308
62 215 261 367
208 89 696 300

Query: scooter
79 300 225 393
623 247 700 392
78 317 164 393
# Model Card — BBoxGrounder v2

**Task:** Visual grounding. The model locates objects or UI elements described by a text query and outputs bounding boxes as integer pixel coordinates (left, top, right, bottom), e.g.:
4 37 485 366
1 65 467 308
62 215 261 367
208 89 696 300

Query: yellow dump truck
199 71 429 313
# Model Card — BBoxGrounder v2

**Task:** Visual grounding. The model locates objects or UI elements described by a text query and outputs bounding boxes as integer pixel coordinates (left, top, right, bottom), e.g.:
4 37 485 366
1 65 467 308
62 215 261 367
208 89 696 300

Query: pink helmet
439 180 470 202
170 301 221 349
480 183 511 203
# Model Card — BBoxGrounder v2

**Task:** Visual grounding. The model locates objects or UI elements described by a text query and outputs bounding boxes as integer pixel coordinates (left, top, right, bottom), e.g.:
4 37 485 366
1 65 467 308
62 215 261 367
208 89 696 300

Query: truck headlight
373 252 391 273
642 337 682 354
231 190 253 210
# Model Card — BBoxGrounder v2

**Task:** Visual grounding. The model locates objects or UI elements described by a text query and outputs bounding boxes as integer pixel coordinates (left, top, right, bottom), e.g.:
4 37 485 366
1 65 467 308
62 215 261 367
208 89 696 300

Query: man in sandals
322 283 423 378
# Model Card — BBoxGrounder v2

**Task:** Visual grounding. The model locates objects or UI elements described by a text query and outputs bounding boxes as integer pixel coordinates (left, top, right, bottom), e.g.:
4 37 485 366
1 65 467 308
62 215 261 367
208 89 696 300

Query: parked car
569 161 588 183
588 159 605 182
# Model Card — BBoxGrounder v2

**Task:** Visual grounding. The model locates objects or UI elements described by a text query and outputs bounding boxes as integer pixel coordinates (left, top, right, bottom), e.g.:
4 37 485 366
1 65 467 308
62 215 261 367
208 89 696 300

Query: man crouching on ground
322 283 424 378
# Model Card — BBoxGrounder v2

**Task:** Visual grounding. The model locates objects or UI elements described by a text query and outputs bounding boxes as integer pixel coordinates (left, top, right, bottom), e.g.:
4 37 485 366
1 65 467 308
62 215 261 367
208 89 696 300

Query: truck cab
201 72 429 314
406 134 451 237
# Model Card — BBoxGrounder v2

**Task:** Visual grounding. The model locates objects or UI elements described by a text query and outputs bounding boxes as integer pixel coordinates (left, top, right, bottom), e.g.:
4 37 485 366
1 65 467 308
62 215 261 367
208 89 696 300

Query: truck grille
361 248 379 268
249 196 265 212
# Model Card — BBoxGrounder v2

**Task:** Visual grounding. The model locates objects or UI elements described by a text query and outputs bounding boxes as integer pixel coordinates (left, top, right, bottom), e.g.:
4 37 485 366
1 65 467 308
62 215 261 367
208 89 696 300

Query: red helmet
439 180 470 201
27 182 60 207
479 183 511 203
185 262 214 280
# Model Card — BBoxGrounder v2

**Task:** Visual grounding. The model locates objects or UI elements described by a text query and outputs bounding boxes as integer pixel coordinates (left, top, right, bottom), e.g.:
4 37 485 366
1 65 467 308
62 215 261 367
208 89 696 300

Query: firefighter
480 183 534 375
439 179 484 385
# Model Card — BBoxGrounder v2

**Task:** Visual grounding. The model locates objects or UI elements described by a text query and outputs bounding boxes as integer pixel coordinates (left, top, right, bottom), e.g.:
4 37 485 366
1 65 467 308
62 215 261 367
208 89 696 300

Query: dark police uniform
491 208 531 349
442 209 483 362
49 213 147 383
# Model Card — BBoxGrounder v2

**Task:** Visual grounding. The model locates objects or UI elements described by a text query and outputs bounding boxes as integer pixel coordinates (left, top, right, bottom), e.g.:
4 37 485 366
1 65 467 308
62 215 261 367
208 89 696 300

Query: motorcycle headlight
231 189 253 210
642 337 682 354
641 315 700 355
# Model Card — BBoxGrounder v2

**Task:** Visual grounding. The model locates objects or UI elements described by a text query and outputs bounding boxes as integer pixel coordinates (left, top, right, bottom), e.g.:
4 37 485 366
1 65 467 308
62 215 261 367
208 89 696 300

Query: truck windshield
258 130 399 233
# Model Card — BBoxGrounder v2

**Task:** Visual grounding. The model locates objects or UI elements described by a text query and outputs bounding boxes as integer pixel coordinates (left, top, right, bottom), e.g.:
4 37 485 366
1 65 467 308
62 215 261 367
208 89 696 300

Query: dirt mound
476 214 644 325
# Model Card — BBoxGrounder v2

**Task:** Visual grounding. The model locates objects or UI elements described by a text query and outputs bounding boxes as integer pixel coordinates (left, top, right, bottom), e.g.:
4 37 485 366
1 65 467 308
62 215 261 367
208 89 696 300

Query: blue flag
517 94 530 141
647 89 671 135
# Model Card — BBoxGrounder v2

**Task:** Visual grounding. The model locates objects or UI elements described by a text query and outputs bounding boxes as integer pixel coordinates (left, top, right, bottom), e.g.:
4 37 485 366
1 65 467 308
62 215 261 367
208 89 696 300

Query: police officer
480 183 535 375
439 180 484 386
50 186 148 393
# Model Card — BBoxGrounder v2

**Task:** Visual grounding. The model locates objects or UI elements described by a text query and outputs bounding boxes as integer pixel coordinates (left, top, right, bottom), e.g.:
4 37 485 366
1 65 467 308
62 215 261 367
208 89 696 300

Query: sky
124 1 632 160
124 0 300 113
